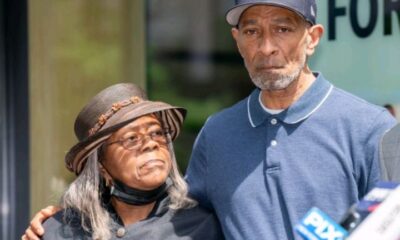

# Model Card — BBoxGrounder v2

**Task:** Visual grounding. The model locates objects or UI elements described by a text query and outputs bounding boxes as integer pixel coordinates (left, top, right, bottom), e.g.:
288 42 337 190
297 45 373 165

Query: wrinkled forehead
113 114 162 136
238 4 304 26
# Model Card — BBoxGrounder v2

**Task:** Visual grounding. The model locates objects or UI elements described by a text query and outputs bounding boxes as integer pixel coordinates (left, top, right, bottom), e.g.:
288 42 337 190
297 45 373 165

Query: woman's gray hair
61 136 195 240
165 134 196 209
61 151 112 240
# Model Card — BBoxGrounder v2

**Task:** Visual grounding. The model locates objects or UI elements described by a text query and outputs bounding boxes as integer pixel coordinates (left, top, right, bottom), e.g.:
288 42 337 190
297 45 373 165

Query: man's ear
231 27 244 58
99 163 112 187
305 24 324 56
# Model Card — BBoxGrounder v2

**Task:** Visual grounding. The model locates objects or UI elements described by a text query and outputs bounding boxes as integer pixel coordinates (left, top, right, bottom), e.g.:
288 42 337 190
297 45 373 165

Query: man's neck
111 197 156 226
260 70 316 110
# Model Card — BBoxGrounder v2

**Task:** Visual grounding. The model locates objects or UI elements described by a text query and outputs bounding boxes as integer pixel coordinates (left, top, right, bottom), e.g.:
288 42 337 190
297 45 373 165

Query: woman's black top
42 196 224 240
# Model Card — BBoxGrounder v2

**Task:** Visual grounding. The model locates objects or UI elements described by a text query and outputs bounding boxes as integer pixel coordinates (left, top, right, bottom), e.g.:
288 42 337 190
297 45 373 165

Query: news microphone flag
295 207 348 240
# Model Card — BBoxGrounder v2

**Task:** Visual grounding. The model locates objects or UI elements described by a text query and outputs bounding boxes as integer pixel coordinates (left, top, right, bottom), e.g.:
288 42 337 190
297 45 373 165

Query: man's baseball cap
226 0 317 26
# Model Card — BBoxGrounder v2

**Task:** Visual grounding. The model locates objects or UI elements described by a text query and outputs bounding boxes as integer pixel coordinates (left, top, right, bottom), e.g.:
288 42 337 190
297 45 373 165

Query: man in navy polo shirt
186 0 396 239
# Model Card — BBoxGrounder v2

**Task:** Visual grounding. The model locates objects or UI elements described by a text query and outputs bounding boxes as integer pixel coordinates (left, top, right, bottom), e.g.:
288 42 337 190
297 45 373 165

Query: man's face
232 5 312 91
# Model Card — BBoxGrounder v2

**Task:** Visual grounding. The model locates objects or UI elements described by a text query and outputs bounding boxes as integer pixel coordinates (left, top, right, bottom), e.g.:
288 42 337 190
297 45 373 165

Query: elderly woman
32 83 223 240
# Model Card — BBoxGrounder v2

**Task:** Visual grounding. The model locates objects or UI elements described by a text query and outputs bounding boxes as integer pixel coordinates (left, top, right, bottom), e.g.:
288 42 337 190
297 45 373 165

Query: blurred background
1 0 399 238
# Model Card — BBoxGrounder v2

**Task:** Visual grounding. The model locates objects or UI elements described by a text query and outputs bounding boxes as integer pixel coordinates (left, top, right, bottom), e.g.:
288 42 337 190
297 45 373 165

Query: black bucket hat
65 83 186 175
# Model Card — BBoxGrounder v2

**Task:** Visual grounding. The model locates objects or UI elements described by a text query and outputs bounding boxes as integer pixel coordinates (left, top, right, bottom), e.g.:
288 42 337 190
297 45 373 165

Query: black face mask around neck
110 178 172 205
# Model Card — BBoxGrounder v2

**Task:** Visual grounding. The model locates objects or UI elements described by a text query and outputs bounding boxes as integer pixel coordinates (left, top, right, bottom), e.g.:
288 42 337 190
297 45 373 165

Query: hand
21 205 61 240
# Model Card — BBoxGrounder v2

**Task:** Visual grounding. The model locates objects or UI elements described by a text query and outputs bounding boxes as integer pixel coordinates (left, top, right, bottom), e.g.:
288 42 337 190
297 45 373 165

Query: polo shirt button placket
270 118 278 147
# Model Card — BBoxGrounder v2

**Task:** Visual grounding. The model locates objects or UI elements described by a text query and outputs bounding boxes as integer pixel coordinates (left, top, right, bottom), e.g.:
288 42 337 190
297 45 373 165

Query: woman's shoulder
42 209 90 240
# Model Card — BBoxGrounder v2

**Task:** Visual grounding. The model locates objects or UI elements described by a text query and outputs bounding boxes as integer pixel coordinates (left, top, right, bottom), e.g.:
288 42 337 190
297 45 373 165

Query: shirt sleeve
361 109 397 197
185 125 212 210
379 123 400 182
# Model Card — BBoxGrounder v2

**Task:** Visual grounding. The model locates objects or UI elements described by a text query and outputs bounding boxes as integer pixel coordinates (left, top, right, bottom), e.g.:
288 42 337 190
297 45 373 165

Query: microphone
346 184 400 240
295 182 400 240
339 181 399 233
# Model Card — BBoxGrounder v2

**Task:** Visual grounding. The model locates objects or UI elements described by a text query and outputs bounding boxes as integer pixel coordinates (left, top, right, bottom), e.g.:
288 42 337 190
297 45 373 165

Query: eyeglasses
107 129 170 151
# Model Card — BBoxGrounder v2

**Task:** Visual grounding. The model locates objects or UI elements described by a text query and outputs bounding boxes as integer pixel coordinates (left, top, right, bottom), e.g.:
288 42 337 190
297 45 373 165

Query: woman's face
101 114 172 190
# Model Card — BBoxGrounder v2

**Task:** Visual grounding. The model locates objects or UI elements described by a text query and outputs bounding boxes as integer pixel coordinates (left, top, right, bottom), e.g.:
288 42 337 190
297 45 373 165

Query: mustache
252 58 284 70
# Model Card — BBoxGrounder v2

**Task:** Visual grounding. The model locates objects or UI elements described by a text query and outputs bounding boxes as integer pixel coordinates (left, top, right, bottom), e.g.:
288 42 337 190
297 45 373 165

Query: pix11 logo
295 207 348 240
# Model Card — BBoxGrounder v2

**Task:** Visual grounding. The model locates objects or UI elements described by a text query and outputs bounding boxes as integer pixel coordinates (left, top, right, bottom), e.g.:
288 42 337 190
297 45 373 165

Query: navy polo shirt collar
247 72 333 127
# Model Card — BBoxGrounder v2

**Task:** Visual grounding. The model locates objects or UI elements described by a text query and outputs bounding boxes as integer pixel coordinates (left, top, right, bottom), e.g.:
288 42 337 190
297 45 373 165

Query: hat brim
65 100 186 175
226 1 311 26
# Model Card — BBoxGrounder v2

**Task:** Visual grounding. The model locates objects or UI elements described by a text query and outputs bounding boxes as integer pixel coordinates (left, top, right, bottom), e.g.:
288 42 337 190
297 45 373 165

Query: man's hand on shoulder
21 205 61 240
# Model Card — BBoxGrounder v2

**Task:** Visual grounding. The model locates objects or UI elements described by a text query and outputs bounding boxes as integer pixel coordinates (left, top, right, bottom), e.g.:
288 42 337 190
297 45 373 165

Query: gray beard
247 48 308 91
248 62 304 91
